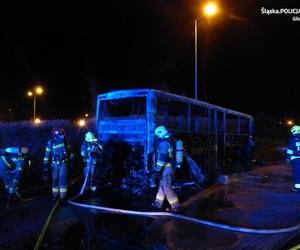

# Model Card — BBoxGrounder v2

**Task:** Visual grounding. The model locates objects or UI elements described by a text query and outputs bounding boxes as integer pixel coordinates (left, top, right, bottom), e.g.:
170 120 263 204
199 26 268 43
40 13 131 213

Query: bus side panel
146 91 156 171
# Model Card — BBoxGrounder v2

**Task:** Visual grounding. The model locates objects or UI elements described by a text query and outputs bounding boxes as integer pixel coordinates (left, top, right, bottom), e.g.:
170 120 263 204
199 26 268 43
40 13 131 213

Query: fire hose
68 164 300 234
34 163 300 250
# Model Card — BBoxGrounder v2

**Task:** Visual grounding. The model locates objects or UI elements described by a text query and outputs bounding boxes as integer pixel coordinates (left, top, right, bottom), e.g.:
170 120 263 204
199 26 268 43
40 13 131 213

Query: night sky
0 0 299 121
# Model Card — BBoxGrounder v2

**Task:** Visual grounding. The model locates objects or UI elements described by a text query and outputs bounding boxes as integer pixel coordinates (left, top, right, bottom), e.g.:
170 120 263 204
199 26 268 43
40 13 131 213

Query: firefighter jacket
154 138 180 209
0 150 29 194
286 134 300 161
43 138 73 167
155 139 174 172
80 140 103 164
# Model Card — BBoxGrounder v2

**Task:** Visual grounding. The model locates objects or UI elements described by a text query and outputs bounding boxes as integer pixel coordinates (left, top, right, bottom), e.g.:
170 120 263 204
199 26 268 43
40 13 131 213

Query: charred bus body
96 89 254 194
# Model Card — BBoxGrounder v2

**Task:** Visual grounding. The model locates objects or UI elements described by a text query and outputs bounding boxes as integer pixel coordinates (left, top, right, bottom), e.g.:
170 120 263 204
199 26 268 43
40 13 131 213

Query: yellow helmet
291 125 300 135
154 126 170 138
85 131 97 142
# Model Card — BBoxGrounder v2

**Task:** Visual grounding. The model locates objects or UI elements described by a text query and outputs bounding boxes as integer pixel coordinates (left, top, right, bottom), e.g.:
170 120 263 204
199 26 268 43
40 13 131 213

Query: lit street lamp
77 118 86 127
194 2 218 100
27 86 43 121
34 118 41 124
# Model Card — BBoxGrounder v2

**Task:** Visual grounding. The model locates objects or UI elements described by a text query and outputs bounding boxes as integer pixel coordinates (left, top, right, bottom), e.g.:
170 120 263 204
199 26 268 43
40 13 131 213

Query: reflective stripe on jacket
43 139 72 164
156 139 174 171
286 136 300 161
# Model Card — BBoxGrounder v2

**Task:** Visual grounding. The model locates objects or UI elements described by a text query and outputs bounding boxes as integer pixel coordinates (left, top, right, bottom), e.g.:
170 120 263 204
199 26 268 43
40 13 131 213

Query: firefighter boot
166 204 183 213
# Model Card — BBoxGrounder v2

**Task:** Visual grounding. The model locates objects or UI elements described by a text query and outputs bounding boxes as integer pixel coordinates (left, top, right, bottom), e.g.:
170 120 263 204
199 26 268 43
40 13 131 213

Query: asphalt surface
1 164 300 249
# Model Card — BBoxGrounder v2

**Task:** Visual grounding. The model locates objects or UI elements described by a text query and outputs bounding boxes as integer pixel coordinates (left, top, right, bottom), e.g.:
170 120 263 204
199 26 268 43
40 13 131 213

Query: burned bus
96 89 254 194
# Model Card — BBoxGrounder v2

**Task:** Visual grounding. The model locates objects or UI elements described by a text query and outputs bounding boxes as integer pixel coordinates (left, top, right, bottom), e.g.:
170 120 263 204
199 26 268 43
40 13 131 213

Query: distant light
287 120 294 126
27 91 33 97
35 86 43 95
34 118 41 124
85 113 89 117
77 119 86 127
203 2 218 16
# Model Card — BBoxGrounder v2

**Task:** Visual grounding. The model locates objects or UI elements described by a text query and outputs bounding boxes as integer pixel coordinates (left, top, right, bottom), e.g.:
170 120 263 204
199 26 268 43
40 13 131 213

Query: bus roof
97 88 253 120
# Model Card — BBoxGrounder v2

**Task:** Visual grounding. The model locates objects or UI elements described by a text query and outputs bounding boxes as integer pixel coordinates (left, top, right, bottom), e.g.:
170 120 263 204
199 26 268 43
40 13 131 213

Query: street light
34 118 41 124
194 2 219 100
27 86 44 121
77 119 86 127
203 2 218 16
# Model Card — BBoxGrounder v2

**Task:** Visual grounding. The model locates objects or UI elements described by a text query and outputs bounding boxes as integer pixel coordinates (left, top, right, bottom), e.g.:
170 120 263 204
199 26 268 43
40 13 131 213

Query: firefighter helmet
85 131 97 142
291 125 300 135
52 128 65 137
154 126 170 138
4 147 29 155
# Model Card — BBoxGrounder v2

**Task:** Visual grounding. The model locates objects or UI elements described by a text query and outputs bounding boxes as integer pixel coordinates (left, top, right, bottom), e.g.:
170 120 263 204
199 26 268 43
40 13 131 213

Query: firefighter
43 128 74 200
152 126 181 212
80 131 103 192
286 125 300 192
0 147 30 203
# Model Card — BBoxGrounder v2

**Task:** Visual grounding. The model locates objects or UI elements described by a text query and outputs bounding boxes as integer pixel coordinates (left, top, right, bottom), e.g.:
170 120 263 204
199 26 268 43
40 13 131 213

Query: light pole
195 19 198 100
194 2 218 100
27 86 43 122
